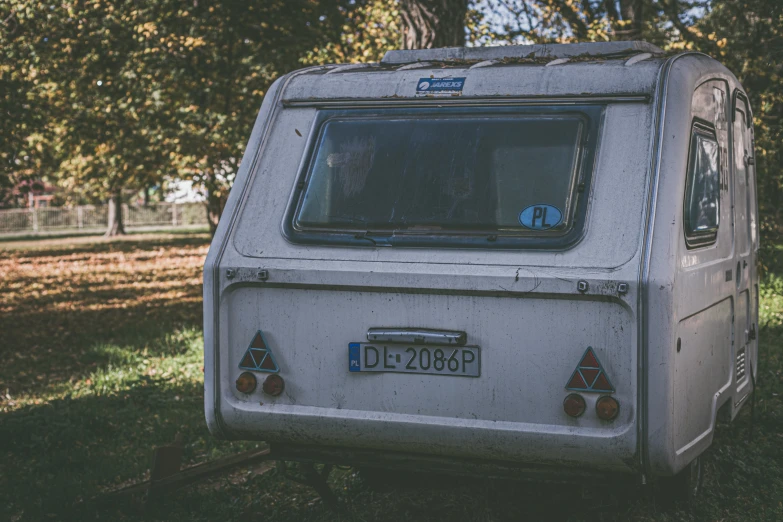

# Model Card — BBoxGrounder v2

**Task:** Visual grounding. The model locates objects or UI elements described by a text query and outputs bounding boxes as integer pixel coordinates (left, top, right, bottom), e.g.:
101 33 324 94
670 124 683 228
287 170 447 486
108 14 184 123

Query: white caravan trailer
204 41 759 497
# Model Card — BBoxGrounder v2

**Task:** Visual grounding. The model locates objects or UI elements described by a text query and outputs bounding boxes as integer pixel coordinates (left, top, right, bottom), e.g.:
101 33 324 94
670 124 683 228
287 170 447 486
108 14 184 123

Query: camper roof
381 41 664 65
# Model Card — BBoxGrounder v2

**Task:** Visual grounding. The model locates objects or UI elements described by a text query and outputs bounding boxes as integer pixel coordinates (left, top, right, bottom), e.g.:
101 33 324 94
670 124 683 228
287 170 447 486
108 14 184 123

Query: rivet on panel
577 280 589 293
225 268 236 279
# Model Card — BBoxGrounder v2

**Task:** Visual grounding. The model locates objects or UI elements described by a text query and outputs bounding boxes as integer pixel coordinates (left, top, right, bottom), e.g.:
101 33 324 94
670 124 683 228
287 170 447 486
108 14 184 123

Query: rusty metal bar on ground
99 445 271 501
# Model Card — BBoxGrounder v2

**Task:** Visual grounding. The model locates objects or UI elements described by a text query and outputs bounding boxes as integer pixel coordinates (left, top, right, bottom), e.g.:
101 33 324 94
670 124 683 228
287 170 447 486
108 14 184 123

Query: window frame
282 104 604 250
683 121 721 249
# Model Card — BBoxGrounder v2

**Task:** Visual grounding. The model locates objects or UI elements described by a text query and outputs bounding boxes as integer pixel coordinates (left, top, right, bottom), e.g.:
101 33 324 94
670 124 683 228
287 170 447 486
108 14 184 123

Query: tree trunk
105 189 126 236
206 186 224 237
616 0 644 39
399 0 468 49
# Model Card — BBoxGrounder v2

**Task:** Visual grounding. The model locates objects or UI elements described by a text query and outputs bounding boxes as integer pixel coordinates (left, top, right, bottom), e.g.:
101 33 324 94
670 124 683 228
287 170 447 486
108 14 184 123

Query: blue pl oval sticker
519 204 563 230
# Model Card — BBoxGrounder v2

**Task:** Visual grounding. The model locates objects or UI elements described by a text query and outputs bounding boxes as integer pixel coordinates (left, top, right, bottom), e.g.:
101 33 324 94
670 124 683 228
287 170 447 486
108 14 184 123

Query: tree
0 3 57 209
302 0 401 65
2 1 181 234
148 0 361 234
2 1 359 235
471 1 705 46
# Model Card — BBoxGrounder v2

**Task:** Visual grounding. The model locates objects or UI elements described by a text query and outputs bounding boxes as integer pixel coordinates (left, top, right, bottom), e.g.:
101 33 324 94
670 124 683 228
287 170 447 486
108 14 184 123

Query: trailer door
732 93 756 404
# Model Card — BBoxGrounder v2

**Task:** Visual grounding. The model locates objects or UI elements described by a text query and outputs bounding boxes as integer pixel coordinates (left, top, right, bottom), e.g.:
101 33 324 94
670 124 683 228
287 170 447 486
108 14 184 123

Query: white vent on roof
382 41 663 65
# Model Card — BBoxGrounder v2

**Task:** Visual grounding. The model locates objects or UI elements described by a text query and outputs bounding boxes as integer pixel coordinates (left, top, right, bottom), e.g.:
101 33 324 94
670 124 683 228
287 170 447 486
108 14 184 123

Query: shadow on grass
1 299 203 394
0 235 208 395
0 372 256 521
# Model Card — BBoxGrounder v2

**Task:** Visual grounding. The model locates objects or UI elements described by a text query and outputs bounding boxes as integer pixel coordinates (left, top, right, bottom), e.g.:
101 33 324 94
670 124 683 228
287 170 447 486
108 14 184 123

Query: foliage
1 1 359 230
1 232 782 520
1 2 181 207
141 0 360 232
0 3 56 207
469 0 707 46
302 0 401 65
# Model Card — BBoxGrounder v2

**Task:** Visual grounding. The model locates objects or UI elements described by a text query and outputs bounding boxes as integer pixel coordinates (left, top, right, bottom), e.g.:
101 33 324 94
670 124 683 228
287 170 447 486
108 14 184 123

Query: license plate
348 343 480 377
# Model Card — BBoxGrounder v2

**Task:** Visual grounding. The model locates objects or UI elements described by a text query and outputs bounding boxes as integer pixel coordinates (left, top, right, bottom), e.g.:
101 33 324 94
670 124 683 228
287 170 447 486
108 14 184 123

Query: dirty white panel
226 287 634 424
215 285 637 470
643 53 749 476
672 298 732 455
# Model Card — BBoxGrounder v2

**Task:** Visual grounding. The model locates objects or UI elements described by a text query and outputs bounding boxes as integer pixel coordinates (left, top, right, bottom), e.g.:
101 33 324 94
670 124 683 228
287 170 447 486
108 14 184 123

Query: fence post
172 203 178 227
31 208 39 233
77 206 84 229
107 200 115 231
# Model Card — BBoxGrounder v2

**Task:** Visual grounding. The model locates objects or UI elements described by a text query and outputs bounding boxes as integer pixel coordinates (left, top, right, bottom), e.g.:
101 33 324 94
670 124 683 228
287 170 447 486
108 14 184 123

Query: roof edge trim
382 41 664 65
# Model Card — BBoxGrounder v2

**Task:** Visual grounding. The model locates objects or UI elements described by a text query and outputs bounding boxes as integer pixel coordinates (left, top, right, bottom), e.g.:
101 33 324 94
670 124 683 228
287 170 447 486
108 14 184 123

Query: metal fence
0 202 207 236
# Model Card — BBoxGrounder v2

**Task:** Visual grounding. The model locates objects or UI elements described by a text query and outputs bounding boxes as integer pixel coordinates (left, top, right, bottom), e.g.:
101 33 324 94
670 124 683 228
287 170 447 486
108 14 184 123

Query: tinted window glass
295 115 584 235
684 127 720 246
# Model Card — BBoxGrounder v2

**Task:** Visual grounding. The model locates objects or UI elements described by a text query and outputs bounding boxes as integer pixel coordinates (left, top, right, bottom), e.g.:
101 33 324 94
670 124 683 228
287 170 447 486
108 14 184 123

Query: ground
1 232 781 521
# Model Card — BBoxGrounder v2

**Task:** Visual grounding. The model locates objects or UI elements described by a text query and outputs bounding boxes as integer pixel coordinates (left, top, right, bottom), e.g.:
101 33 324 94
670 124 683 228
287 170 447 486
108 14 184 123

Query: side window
684 124 720 248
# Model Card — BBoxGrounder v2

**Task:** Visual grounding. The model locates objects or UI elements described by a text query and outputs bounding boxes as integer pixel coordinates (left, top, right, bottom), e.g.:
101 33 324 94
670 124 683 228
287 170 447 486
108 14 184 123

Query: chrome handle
367 328 467 346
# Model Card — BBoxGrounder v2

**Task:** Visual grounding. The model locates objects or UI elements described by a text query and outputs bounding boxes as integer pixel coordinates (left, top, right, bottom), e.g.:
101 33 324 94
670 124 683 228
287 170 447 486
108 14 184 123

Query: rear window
285 106 602 249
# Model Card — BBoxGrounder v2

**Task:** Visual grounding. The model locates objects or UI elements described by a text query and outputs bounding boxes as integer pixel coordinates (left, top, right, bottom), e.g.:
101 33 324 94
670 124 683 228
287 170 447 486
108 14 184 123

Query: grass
1 232 782 521
0 233 258 520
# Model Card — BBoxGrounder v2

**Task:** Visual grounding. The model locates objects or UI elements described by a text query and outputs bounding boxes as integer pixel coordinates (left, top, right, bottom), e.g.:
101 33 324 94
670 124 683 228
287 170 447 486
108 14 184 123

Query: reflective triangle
238 330 280 373
565 347 615 393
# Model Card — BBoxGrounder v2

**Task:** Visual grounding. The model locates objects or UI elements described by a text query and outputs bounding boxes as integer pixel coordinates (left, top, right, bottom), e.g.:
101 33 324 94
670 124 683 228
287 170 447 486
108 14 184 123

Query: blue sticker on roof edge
416 77 466 96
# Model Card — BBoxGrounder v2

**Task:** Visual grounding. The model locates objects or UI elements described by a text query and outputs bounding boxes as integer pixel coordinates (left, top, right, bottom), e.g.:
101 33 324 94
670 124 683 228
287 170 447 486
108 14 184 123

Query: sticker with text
519 204 563 230
416 77 466 96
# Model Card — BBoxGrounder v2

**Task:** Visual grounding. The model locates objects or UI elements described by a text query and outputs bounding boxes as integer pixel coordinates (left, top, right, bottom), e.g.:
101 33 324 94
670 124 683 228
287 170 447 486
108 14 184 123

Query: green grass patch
1 328 261 520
